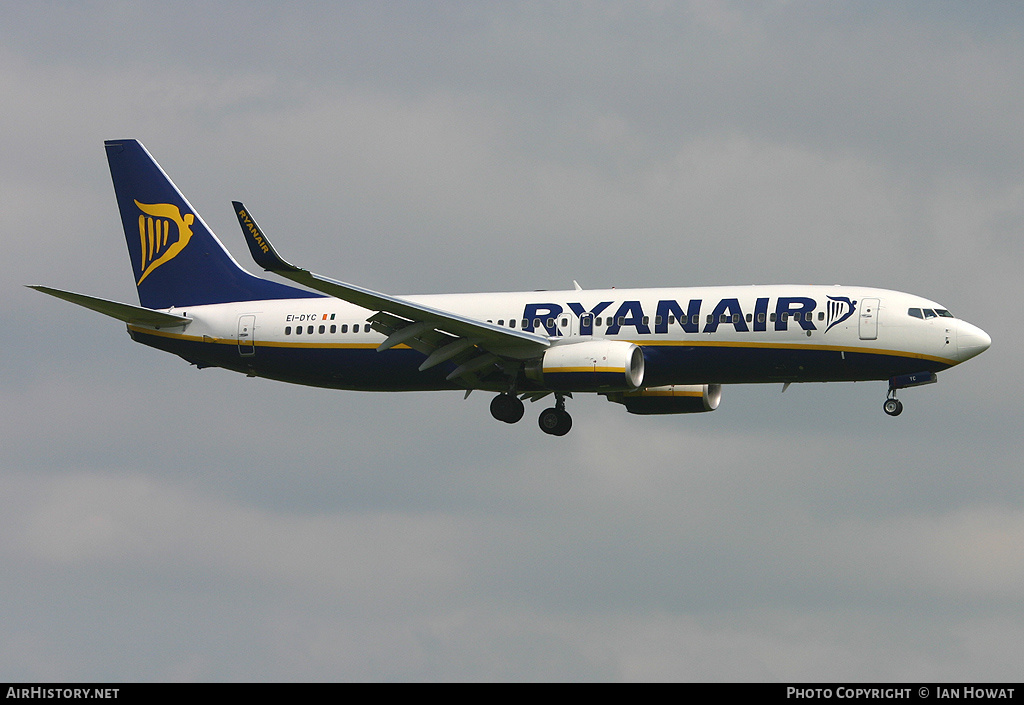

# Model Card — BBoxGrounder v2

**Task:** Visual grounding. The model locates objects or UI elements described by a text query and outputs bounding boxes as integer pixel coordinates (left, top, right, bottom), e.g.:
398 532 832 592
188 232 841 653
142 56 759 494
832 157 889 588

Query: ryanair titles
520 296 857 337
236 207 270 254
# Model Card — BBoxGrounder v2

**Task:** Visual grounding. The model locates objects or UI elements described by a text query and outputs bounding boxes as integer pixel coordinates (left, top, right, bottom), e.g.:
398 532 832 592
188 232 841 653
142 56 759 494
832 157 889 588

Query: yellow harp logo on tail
134 200 195 285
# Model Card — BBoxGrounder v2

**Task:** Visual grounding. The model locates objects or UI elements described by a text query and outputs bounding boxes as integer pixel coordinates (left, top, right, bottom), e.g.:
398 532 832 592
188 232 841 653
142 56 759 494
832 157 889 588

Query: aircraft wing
28 286 191 327
233 202 549 385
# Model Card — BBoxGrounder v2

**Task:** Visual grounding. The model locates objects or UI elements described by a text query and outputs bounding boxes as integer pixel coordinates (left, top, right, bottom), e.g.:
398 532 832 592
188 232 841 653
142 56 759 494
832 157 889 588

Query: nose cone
956 321 992 362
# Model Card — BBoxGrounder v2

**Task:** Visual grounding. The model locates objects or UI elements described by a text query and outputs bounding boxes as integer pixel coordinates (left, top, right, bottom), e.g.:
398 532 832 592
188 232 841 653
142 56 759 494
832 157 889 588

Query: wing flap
366 312 503 387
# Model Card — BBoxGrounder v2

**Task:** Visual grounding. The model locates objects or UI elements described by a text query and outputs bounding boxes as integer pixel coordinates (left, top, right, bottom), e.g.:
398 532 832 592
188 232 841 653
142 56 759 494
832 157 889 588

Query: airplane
30 139 991 436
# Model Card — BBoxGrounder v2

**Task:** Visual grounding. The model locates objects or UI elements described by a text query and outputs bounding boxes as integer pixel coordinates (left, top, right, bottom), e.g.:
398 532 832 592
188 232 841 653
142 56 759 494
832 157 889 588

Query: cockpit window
909 307 954 320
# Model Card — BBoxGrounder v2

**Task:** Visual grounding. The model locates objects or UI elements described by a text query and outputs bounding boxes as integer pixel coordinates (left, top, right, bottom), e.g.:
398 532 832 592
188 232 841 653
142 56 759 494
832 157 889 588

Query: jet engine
606 384 722 415
525 340 644 392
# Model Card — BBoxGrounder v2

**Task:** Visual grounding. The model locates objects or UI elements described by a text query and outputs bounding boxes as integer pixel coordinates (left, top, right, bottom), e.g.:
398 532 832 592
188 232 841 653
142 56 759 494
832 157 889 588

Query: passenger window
307 326 314 334
818 312 824 321
655 316 663 325
707 314 714 324
746 314 752 323
330 325 337 334
642 316 649 325
908 308 923 319
732 314 740 323
285 326 291 335
353 324 360 332
498 320 504 326
319 325 325 334
757 313 765 323
341 324 348 333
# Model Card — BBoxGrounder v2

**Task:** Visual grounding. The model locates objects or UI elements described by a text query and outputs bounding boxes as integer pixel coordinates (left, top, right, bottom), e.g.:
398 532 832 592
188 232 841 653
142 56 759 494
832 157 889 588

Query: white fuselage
126 284 988 392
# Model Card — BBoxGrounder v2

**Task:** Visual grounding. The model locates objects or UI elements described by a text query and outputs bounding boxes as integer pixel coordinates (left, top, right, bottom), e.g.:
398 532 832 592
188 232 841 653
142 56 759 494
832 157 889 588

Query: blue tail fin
105 139 319 309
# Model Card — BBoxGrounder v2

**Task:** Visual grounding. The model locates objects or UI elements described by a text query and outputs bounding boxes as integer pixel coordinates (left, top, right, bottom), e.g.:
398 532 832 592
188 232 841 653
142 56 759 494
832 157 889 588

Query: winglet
232 201 302 273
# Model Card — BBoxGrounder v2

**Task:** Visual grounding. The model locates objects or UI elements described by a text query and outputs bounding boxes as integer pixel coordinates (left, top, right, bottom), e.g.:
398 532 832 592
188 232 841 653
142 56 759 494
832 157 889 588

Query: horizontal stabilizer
28 286 191 327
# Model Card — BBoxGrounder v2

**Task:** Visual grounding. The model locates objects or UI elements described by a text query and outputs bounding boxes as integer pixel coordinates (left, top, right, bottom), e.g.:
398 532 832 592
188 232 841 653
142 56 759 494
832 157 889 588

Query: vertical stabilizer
104 139 319 309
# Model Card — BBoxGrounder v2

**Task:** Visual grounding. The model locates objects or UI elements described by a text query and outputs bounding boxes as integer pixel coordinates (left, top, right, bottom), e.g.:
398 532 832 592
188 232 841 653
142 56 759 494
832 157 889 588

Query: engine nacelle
525 340 644 392
606 384 722 415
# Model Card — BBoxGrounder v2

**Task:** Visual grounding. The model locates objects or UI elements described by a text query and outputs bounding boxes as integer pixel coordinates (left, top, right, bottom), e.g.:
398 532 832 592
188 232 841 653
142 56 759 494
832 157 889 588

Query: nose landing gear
883 395 904 416
882 371 938 417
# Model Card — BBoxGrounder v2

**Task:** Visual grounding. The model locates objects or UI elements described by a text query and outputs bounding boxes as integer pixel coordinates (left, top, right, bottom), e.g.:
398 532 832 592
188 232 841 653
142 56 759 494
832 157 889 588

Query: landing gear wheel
490 393 525 424
538 407 572 436
883 398 903 417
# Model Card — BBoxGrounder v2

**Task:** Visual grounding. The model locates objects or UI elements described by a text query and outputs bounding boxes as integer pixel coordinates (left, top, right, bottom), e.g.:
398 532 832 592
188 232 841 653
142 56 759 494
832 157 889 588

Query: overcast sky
1 1 1021 681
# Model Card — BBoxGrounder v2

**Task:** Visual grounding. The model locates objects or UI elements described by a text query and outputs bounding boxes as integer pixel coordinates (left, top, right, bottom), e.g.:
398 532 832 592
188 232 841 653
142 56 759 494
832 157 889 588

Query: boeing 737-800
31 140 991 435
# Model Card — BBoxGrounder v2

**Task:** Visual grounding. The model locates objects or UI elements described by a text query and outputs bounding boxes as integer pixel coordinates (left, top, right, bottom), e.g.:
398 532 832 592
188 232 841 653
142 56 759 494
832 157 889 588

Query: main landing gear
490 393 525 424
490 392 573 436
538 396 572 437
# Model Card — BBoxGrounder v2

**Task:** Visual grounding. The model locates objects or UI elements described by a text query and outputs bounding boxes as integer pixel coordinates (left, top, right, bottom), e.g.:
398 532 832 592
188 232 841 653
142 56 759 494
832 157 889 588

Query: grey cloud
1 0 1021 681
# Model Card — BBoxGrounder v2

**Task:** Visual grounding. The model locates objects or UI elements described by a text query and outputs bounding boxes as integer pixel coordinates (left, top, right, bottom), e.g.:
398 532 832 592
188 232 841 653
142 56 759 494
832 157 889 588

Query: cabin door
238 315 256 356
859 298 879 340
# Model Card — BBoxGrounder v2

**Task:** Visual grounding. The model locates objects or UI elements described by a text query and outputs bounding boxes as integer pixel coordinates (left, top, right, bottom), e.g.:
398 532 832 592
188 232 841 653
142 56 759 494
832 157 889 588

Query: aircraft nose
956 320 991 362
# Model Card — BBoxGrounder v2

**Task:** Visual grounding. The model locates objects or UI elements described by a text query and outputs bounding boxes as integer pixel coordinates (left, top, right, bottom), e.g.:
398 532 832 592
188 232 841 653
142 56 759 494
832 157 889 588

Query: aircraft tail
105 139 318 309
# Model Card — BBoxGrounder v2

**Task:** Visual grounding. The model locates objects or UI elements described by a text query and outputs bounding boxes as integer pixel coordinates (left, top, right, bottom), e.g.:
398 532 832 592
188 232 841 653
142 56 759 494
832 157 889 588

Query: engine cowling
525 340 644 392
606 384 722 415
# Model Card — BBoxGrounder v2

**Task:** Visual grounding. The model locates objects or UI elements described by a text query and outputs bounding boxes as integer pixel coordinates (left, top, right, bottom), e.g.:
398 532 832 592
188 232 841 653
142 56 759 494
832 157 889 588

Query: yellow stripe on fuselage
127 325 957 366
630 338 957 366
127 325 388 350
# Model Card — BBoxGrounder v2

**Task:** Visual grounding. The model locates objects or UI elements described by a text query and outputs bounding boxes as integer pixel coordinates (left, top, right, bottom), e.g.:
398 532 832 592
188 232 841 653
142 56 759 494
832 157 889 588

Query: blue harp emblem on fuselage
134 200 195 285
824 296 857 333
